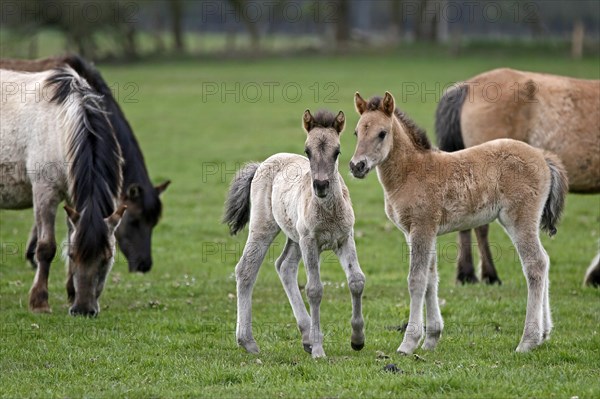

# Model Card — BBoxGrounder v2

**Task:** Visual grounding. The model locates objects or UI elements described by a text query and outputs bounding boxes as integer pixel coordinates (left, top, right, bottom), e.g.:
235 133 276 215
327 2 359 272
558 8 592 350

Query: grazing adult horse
0 55 170 273
223 110 365 358
1 67 125 315
436 68 600 286
349 92 567 353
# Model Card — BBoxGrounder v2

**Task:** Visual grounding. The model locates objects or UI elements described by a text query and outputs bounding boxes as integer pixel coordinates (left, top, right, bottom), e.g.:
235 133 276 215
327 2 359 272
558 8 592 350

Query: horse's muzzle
313 179 330 198
349 160 369 179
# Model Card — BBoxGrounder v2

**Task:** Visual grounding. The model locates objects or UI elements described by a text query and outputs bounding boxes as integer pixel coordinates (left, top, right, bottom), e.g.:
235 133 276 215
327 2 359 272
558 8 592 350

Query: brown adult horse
0 55 170 273
436 68 599 286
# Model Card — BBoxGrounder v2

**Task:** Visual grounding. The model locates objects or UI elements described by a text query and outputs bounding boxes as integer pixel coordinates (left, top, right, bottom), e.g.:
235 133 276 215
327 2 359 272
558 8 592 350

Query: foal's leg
457 230 478 284
29 187 59 313
275 238 311 353
299 235 325 358
236 226 280 354
65 216 75 304
334 235 366 351
25 224 38 269
541 262 553 341
502 220 548 352
398 231 436 355
422 250 443 350
475 225 501 285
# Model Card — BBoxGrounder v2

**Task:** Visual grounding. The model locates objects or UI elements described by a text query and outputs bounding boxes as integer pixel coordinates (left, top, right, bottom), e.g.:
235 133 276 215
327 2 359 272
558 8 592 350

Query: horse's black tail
541 152 568 236
435 84 469 152
223 162 260 236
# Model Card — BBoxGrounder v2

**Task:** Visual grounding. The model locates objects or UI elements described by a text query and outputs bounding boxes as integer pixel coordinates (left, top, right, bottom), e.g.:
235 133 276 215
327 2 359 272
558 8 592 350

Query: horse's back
250 153 309 239
460 68 599 192
1 69 68 208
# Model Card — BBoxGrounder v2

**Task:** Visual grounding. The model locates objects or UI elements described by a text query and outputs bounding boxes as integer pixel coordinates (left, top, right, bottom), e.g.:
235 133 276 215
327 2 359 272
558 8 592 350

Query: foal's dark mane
47 67 122 262
60 55 163 223
366 96 432 151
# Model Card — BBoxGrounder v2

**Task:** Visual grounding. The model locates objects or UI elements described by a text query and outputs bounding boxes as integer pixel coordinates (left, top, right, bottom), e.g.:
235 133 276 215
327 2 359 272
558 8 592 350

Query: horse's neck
377 119 423 194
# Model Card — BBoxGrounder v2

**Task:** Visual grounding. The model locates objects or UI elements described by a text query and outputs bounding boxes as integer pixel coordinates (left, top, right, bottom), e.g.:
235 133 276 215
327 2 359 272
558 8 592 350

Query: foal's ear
302 109 314 133
382 91 395 117
155 180 171 195
333 110 345 134
64 205 80 225
106 204 127 230
354 92 367 115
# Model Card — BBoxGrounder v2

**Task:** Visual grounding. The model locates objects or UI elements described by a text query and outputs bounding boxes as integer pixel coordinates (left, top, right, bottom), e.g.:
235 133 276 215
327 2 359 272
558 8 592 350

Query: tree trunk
169 0 185 52
388 0 403 44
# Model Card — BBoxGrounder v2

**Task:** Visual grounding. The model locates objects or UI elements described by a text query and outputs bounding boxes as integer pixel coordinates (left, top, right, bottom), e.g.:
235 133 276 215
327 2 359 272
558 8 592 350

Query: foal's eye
354 130 358 136
378 130 387 139
304 148 311 158
333 149 341 159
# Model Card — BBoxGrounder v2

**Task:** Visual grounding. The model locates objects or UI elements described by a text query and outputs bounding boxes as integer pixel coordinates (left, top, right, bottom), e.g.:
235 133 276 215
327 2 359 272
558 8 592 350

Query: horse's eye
304 148 311 158
378 130 387 139
354 130 358 136
333 149 341 159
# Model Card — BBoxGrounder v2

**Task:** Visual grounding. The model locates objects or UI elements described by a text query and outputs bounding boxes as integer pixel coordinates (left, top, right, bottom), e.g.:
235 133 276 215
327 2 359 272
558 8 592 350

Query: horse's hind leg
29 187 59 313
502 220 548 352
236 226 279 354
335 235 366 352
457 230 478 284
398 231 436 355
276 238 311 353
422 250 443 350
25 224 38 269
475 225 501 285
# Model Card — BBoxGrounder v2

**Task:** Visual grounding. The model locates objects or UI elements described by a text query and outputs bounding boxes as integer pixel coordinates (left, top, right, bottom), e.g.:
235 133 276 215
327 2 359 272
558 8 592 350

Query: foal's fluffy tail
435 83 469 152
223 162 260 235
541 153 568 236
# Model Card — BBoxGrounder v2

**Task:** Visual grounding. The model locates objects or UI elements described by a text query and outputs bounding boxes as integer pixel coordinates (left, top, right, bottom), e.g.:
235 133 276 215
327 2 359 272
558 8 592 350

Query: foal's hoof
303 343 312 354
351 341 365 351
30 304 52 314
238 339 260 354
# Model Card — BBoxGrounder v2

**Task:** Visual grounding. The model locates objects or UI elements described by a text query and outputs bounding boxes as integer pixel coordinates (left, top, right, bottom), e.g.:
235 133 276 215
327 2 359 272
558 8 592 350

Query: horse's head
349 91 396 178
116 180 170 273
64 204 126 317
302 109 345 198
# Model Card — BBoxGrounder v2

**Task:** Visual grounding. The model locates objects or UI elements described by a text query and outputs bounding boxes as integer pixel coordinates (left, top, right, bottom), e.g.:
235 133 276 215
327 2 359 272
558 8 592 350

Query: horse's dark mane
46 67 122 263
311 110 338 129
366 96 432 151
59 55 163 223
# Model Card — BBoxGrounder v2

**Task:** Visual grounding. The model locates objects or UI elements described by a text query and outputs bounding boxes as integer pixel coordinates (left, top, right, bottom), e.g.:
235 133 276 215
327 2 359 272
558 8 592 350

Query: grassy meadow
1 52 599 398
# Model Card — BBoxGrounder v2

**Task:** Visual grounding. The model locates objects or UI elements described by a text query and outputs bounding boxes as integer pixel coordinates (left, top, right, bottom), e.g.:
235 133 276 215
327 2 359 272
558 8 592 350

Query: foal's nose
349 160 367 177
313 179 330 197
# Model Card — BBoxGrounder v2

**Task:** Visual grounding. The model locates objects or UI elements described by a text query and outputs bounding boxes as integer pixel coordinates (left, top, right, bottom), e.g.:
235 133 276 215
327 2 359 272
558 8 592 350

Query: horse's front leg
334 234 366 351
29 187 59 313
300 235 325 358
398 231 436 355
26 224 38 269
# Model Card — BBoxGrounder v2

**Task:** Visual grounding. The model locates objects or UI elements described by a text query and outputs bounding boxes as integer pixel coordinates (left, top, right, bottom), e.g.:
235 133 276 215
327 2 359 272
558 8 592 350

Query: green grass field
1 52 599 398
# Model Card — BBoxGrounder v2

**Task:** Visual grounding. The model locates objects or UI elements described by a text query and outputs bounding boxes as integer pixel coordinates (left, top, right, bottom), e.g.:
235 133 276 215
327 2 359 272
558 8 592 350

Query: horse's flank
457 68 599 193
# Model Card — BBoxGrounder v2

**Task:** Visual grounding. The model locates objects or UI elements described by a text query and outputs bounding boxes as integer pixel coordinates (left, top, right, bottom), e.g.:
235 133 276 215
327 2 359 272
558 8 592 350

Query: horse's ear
302 109 314 133
106 204 127 229
64 206 80 225
354 92 367 115
125 184 142 201
333 111 345 134
155 180 171 195
382 91 395 117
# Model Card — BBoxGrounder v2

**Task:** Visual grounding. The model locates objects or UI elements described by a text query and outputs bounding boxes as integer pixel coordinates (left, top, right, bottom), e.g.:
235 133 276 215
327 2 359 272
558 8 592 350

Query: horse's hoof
397 343 415 356
457 273 479 285
303 343 312 354
482 275 502 285
30 305 52 314
311 347 326 358
351 341 364 351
